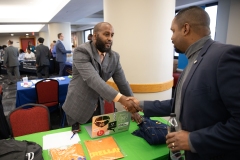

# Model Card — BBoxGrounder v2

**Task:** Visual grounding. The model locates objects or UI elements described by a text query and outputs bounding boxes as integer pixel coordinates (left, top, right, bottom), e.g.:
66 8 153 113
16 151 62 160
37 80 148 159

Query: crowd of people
0 35 74 83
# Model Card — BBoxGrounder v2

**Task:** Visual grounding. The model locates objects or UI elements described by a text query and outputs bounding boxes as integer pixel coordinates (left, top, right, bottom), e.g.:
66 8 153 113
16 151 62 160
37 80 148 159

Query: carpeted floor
0 72 66 130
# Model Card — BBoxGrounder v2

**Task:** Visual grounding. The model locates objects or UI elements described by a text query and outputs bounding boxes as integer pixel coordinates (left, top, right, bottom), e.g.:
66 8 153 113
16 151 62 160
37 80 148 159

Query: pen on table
70 133 75 140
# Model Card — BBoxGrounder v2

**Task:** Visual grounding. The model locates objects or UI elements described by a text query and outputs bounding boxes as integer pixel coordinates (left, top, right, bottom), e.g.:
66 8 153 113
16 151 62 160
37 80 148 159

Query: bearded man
62 22 140 129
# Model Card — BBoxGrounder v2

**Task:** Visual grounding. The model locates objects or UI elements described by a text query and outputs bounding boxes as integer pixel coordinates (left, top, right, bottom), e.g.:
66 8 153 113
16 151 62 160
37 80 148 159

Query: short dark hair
57 33 62 38
8 40 13 44
53 40 56 43
19 49 24 53
2 45 7 49
175 6 210 35
38 37 44 43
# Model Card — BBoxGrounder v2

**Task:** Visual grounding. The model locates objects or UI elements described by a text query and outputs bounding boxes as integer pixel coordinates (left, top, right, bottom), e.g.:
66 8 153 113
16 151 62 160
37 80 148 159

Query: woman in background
18 49 25 61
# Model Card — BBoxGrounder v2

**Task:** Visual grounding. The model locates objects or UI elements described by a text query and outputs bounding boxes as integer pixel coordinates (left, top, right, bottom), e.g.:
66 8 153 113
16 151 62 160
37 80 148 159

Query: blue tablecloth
16 76 71 107
63 61 72 76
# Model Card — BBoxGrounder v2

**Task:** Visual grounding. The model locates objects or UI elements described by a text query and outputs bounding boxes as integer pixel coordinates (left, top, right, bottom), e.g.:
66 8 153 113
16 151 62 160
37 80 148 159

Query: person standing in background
3 40 21 85
35 37 51 79
55 33 71 76
26 41 35 53
88 34 93 41
50 40 58 74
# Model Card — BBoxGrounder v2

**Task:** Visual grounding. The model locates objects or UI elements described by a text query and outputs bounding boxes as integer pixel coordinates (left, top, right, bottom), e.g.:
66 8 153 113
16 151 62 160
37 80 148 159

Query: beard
174 46 183 53
95 35 112 53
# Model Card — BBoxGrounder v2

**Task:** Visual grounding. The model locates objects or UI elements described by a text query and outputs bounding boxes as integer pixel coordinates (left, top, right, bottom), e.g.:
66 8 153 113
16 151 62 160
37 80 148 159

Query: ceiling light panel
0 25 44 33
0 0 70 22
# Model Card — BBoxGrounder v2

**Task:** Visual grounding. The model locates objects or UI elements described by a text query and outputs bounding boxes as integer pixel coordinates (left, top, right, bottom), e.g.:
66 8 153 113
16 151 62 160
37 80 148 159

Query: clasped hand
118 96 142 113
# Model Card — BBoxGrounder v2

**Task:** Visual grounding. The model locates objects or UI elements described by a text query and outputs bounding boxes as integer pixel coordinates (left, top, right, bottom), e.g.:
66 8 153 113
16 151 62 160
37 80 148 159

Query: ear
182 23 190 35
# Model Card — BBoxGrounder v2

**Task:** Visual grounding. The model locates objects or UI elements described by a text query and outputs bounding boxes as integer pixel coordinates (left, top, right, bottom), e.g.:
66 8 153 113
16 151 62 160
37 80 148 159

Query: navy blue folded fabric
132 117 168 145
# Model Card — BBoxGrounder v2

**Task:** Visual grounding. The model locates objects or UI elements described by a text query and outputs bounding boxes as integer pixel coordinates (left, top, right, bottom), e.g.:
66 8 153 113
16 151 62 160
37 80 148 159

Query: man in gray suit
55 33 71 76
62 22 139 128
3 40 20 85
36 37 51 78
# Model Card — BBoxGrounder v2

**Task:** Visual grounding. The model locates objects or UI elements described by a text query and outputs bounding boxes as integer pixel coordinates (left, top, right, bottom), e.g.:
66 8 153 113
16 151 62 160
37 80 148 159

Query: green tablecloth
15 117 169 160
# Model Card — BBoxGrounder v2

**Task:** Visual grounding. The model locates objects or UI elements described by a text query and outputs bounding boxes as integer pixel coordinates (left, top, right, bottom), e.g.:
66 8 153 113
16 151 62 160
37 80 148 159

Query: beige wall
0 36 39 49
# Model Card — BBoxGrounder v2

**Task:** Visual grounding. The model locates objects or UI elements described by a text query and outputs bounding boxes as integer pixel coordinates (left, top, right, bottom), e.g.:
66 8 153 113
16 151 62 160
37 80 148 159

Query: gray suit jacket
36 44 50 66
62 41 133 124
3 46 19 67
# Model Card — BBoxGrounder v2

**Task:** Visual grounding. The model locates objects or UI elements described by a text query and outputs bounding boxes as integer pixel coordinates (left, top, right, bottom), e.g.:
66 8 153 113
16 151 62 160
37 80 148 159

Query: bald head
93 22 113 34
92 22 114 53
175 6 210 36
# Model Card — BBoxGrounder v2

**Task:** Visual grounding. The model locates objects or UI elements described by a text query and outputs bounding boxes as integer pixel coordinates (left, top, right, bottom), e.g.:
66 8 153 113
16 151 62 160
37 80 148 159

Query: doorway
20 38 35 51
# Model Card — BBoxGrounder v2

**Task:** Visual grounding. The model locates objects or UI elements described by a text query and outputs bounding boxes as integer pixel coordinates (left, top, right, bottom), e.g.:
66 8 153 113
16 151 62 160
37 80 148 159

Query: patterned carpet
0 72 66 129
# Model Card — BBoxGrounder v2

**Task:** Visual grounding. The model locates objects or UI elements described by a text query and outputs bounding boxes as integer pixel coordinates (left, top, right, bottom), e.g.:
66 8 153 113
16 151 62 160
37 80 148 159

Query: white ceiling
0 0 218 37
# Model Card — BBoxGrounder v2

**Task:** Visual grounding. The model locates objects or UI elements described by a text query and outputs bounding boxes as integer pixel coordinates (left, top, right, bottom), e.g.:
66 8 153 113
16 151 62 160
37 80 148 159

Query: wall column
39 31 49 47
104 0 175 109
48 23 71 50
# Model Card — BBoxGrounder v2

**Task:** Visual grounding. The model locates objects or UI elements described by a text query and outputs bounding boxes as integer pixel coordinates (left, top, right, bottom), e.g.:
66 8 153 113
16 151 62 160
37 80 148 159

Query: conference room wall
0 36 39 50
215 0 240 46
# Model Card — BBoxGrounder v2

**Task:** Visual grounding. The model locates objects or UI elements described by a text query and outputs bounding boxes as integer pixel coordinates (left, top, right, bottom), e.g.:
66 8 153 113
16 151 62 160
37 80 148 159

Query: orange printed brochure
50 143 86 160
85 136 124 160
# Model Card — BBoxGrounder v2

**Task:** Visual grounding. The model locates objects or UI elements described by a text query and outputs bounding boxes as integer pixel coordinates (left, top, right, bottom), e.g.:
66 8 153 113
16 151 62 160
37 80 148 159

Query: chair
104 101 117 114
7 103 50 137
35 79 65 128
35 79 59 108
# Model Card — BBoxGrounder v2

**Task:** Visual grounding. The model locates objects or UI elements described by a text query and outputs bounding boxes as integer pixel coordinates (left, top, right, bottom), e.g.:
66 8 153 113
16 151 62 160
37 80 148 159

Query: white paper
31 79 42 84
43 131 80 150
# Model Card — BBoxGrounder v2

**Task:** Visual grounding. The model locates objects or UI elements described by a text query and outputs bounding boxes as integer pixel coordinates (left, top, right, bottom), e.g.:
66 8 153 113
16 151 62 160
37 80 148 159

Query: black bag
0 139 43 160
132 117 168 145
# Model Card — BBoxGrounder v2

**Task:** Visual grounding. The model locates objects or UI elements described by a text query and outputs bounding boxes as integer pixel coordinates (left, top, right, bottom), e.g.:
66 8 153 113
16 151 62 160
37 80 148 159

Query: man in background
3 40 20 85
88 33 93 41
35 37 51 79
62 22 139 129
55 33 71 76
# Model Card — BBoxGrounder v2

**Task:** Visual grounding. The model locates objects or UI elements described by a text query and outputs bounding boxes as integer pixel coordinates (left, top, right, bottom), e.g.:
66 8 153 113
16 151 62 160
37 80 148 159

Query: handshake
118 95 143 113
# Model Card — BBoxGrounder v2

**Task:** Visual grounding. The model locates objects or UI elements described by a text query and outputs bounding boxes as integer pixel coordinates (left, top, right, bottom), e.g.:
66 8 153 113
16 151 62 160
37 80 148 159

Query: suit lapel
180 39 215 118
90 42 101 65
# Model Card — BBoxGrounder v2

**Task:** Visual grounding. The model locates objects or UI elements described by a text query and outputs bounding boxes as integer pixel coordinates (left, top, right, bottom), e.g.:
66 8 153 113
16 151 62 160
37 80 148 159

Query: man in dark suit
3 40 20 85
126 6 240 160
35 37 51 78
62 22 139 128
55 33 71 76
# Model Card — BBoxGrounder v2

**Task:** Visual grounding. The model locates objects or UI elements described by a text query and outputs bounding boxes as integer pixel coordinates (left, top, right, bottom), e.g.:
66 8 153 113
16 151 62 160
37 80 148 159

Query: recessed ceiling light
26 33 29 35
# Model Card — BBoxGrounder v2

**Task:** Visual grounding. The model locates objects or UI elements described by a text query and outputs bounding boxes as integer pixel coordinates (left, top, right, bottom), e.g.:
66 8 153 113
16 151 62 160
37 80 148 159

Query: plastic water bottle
167 113 182 160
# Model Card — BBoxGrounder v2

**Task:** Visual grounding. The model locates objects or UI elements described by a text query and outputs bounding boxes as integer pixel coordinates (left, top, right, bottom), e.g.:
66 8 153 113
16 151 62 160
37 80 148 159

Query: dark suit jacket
36 44 50 66
142 39 240 160
55 40 71 62
62 41 133 124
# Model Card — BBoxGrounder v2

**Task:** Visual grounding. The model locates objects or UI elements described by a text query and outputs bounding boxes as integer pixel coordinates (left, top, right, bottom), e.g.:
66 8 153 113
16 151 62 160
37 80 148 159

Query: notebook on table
85 110 131 138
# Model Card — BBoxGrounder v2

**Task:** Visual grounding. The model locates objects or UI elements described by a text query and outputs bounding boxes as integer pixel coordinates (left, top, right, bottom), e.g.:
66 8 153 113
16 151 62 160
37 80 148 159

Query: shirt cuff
139 101 144 111
188 133 197 153
113 93 122 102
